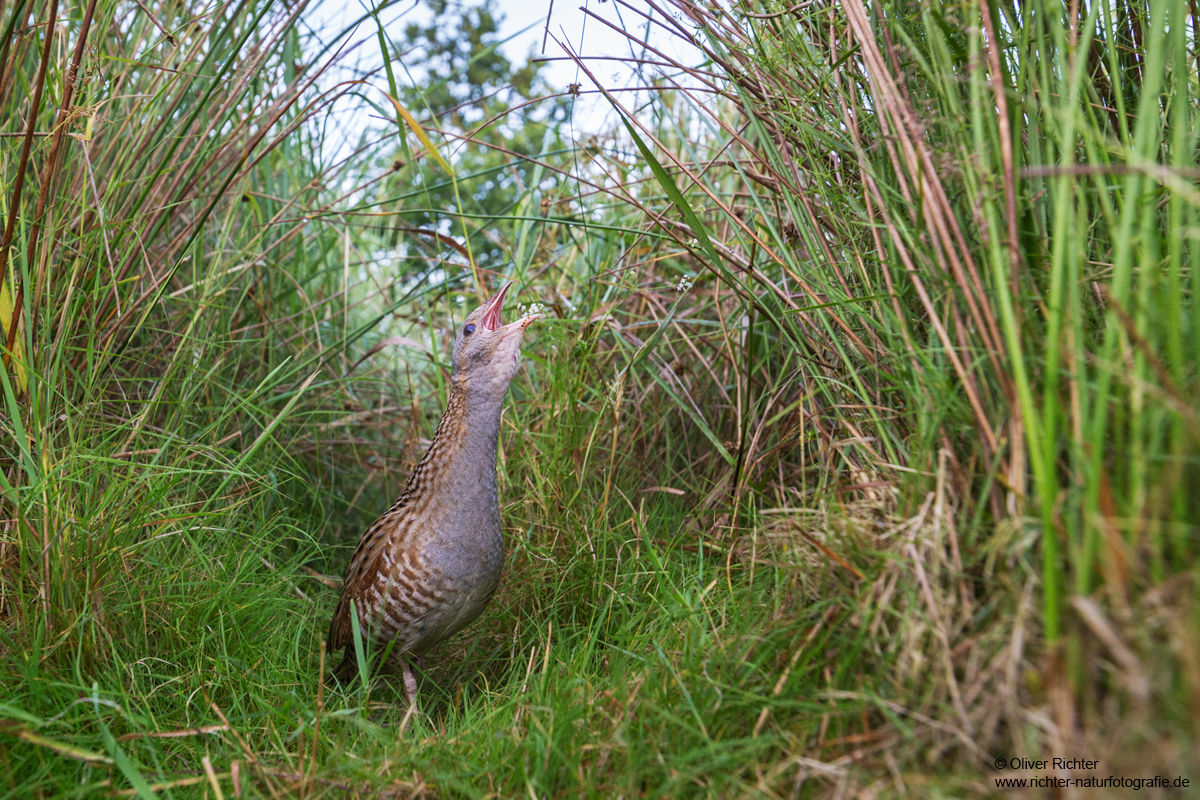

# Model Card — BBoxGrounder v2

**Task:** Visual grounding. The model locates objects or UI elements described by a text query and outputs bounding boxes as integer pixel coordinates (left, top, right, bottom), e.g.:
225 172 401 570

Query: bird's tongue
481 281 511 331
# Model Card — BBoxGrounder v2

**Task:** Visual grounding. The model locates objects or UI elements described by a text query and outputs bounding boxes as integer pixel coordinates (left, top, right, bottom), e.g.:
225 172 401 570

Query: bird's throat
416 378 503 505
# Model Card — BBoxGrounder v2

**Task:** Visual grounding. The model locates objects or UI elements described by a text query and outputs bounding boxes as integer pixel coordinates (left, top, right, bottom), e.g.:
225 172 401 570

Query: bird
326 280 538 705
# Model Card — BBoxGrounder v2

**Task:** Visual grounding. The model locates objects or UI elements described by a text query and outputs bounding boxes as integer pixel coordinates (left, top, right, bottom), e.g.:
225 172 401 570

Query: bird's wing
327 504 408 652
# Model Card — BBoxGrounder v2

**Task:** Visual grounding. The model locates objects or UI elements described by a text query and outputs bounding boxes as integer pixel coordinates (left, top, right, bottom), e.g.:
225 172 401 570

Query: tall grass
567 0 1200 772
0 0 363 634
1 0 1197 795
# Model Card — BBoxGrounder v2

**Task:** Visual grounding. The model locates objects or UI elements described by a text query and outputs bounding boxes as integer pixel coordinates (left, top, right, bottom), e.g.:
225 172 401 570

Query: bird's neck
410 376 504 502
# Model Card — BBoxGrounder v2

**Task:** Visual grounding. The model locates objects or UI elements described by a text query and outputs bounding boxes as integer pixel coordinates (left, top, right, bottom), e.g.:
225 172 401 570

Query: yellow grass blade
7 729 113 763
383 93 453 175
0 271 27 394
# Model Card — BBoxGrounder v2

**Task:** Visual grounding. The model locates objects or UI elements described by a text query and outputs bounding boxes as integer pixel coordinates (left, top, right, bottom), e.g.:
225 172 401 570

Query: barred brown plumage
326 281 539 707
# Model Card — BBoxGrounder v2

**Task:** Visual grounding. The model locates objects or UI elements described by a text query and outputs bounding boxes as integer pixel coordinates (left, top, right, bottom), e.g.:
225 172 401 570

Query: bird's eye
463 323 475 336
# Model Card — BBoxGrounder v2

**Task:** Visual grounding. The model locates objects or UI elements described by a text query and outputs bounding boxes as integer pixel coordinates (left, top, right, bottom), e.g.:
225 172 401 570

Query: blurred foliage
372 0 573 276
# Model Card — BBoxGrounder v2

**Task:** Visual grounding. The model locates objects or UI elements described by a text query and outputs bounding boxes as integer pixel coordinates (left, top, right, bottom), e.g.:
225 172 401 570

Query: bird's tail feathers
327 649 358 688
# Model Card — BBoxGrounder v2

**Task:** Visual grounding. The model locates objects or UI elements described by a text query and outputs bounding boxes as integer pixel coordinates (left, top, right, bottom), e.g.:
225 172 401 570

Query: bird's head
451 281 538 397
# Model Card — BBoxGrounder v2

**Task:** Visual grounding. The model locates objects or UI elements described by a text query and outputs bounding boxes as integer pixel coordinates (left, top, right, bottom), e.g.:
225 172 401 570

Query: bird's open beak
482 280 540 331
481 281 512 332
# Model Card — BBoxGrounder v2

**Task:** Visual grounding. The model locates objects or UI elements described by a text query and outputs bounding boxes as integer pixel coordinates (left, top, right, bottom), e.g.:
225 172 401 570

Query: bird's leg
381 647 419 707
395 657 420 733
401 658 418 707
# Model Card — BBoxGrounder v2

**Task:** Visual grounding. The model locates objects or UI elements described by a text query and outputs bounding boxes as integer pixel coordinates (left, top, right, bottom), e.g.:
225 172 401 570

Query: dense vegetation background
1 0 1197 795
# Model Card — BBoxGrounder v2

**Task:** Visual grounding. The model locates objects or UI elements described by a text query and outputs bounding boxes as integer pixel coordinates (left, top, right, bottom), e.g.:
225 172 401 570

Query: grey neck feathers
438 376 506 502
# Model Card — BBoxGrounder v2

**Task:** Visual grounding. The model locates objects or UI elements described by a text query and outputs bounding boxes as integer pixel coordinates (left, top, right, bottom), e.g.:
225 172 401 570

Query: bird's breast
420 502 504 592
